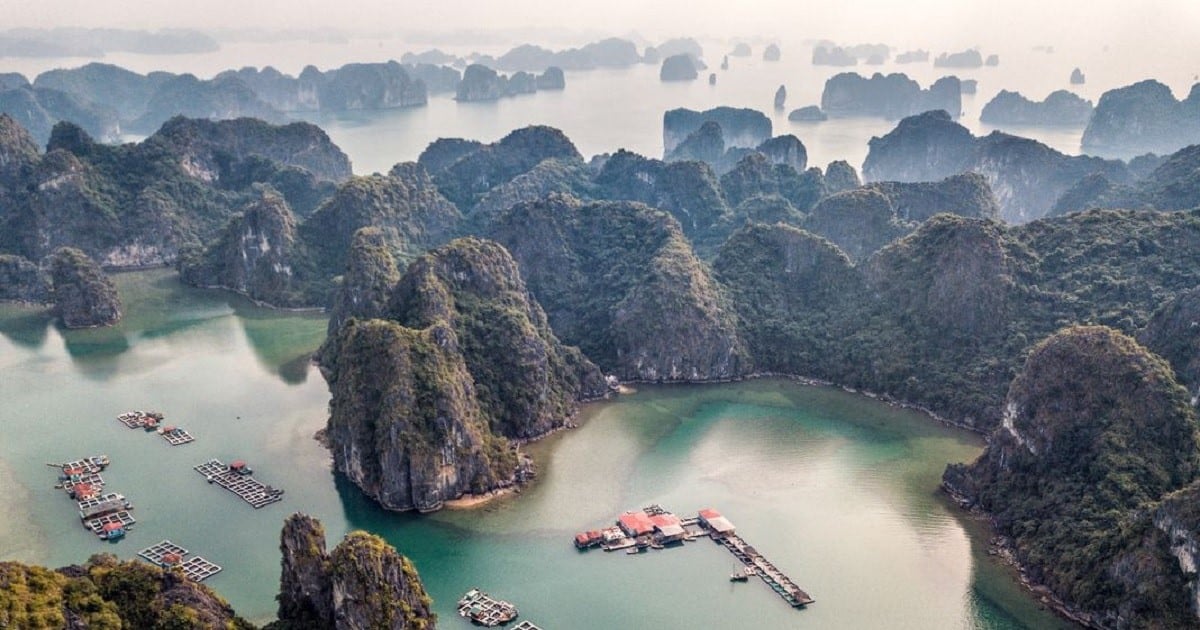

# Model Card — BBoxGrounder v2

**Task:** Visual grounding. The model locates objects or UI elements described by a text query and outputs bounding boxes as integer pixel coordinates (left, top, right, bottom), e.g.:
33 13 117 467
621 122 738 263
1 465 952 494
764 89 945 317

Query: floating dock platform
55 455 110 477
159 427 195 446
85 511 136 537
512 622 544 630
138 540 223 582
194 459 284 508
117 411 164 430
458 589 519 627
575 505 814 609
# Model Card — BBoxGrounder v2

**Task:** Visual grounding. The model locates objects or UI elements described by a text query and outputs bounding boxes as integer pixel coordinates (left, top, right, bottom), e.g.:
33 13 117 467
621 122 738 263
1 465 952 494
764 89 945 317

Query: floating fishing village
573 505 815 609
457 589 545 628
43 409 288 591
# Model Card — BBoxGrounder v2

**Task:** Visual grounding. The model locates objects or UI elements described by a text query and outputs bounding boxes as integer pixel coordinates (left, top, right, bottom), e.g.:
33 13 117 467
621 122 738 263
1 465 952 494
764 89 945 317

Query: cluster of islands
5 33 1200 629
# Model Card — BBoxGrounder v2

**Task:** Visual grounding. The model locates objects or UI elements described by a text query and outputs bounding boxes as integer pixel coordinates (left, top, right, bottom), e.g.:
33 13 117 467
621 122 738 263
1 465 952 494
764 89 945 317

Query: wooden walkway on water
719 534 814 607
194 459 284 508
138 540 222 582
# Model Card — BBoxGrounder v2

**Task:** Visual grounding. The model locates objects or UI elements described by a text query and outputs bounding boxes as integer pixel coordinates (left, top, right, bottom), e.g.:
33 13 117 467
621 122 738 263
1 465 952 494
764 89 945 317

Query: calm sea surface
0 269 1072 628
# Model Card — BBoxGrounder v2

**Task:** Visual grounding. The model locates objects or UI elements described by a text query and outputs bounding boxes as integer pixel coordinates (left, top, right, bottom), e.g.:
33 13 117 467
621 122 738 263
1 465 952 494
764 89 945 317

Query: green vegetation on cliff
0 554 254 629
321 237 605 511
943 326 1199 627
49 247 122 328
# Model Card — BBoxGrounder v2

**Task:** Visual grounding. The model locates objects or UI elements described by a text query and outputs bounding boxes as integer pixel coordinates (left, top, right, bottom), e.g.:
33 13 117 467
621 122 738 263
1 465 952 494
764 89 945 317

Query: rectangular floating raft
194 459 284 509
512 622 545 630
137 540 222 582
85 511 136 536
160 427 195 446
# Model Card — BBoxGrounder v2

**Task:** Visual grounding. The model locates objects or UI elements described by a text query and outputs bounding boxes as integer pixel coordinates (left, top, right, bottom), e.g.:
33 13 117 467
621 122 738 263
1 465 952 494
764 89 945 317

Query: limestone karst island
4 2 1200 628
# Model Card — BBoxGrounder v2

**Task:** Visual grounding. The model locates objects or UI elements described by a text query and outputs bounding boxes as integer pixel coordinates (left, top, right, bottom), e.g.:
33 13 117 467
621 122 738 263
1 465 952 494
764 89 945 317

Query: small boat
731 565 752 581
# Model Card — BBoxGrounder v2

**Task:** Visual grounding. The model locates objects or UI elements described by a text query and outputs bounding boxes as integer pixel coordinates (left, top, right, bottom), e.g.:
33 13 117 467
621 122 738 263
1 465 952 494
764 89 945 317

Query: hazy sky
9 0 1200 51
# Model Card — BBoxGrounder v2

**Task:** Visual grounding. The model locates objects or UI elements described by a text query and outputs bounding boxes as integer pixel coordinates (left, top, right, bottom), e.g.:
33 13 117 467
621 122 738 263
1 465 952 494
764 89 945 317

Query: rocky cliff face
1139 286 1200 401
865 172 1000 222
1153 484 1200 621
804 189 910 261
864 110 1130 222
0 554 254 629
131 73 288 134
942 326 1199 627
0 254 50 302
663 107 772 156
979 89 1093 126
820 72 961 119
659 54 699 81
180 191 315 307
0 85 120 145
152 116 352 183
322 237 605 511
1054 144 1200 214
303 163 461 273
432 125 581 209
48 247 121 328
1082 79 1200 158
666 121 726 164
488 194 748 381
275 513 435 630
327 227 403 334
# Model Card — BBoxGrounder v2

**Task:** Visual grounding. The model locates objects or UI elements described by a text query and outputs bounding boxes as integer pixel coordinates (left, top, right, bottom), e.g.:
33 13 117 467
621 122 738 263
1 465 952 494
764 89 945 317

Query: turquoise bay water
0 270 1071 628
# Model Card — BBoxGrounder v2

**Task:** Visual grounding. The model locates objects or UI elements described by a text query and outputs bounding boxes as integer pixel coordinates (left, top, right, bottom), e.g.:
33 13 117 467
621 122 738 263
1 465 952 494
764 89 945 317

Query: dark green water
0 269 1072 628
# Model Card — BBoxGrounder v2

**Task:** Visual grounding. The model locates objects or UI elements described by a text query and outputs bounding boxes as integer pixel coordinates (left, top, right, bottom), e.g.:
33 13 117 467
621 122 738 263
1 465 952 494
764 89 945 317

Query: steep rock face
1055 144 1200 213
862 110 975 182
820 72 961 119
788 105 827 122
0 555 253 629
663 107 771 155
979 89 1093 126
386 238 607 438
595 150 731 245
455 64 506 101
934 50 983 68
322 238 604 510
756 134 807 172
180 192 314 307
1082 79 1200 158
864 110 1131 221
536 66 566 90
804 189 910 261
659 54 699 81
0 86 120 144
0 113 40 206
1139 287 1200 400
152 116 352 183
304 163 461 272
325 318 511 512
469 157 593 229
327 227 402 334
713 223 862 375
1070 67 1086 85
896 50 929 63
719 152 824 211
48 247 121 328
812 45 857 66
131 73 287 134
0 254 50 302
773 85 786 110
33 62 164 121
275 513 435 630
666 121 725 163
763 44 781 61
943 326 1199 627
316 62 427 111
417 138 484 175
865 172 1000 223
489 194 748 381
433 125 581 209
1153 483 1200 620
277 513 336 628
822 160 861 195
867 216 1017 340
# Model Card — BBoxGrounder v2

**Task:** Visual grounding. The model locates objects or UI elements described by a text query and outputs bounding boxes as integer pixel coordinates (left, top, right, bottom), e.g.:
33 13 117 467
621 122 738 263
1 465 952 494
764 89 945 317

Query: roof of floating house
698 508 736 533
650 514 686 537
618 511 656 536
